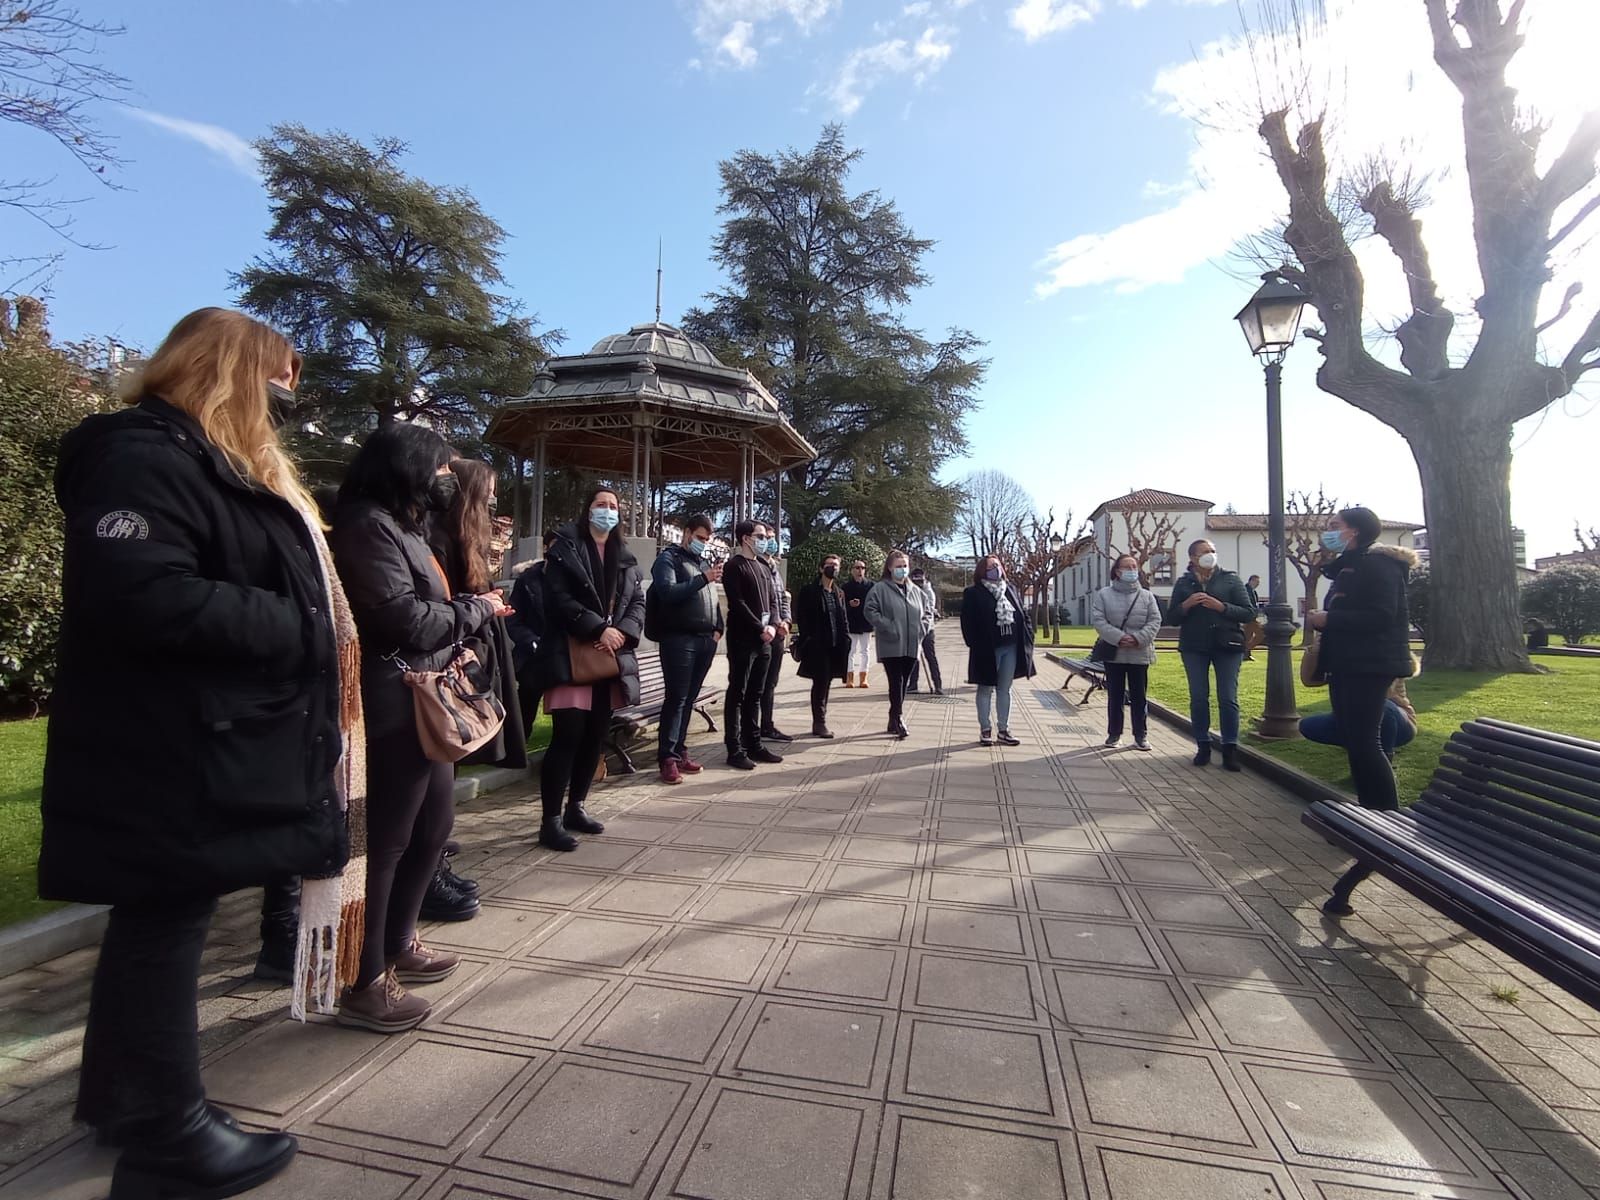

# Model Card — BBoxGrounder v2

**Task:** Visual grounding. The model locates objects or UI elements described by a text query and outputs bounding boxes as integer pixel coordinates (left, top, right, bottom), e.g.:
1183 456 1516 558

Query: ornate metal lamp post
1235 269 1312 739
1049 532 1064 645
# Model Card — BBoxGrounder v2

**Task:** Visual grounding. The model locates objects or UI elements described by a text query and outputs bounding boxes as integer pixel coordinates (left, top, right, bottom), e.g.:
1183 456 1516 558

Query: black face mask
266 382 299 431
822 564 838 579
426 472 459 512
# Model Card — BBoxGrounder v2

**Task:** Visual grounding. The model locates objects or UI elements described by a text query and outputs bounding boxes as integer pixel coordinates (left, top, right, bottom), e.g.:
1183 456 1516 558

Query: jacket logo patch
96 510 150 540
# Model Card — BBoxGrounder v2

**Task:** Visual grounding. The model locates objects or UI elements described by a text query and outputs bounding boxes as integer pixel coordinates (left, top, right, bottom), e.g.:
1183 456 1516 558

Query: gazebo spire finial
655 237 663 324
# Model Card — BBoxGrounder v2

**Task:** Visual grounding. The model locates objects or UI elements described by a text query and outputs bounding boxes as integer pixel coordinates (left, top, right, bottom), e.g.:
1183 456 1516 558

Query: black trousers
760 634 786 729
361 723 457 986
1104 663 1149 740
908 631 942 692
724 638 770 755
1326 672 1400 906
810 673 834 729
78 894 217 1138
883 656 916 725
517 678 543 742
659 633 718 763
259 876 301 951
541 690 612 817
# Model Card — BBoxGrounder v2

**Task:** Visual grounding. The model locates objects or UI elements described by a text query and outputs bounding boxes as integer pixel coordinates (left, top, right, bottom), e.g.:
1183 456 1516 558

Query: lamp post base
1257 600 1301 740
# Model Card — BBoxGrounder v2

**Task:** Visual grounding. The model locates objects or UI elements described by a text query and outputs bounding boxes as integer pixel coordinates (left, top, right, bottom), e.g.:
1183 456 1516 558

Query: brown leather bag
567 566 623 684
402 645 506 763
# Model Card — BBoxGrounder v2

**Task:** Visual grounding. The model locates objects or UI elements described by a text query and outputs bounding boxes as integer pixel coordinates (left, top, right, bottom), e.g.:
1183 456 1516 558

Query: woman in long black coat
793 553 851 738
960 554 1036 746
535 486 646 851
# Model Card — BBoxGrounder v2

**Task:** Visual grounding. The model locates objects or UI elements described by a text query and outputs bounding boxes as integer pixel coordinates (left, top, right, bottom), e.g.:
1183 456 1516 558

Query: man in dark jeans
722 519 782 770
651 515 725 785
757 523 794 742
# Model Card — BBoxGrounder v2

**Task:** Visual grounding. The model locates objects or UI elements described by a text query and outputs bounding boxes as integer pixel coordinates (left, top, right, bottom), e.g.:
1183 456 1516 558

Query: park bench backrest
1413 719 1600 917
633 650 668 708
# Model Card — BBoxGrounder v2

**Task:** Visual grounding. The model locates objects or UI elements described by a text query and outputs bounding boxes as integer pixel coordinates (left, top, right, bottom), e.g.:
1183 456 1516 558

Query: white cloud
690 0 839 68
821 24 955 115
124 108 259 179
903 1 933 15
1009 0 1100 41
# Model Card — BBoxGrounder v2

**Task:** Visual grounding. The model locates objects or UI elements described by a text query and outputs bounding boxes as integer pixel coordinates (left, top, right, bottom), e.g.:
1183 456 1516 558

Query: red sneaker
659 759 683 785
677 754 704 774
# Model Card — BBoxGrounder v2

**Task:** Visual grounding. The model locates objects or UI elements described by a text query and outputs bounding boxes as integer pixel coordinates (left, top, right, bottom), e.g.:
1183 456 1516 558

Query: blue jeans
658 633 718 763
976 642 1018 732
1300 700 1414 757
1181 650 1243 747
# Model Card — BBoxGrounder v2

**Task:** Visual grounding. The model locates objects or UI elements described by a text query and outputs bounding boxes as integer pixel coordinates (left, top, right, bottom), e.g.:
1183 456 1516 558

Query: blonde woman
41 309 357 1196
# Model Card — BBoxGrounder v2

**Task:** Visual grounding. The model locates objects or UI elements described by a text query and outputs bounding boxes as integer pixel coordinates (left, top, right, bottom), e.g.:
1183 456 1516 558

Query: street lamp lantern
1235 268 1311 740
1049 532 1064 554
1234 269 1311 361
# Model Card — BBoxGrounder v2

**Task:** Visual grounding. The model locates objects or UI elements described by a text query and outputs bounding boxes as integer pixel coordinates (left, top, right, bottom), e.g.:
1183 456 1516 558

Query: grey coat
1090 585 1163 666
865 578 924 660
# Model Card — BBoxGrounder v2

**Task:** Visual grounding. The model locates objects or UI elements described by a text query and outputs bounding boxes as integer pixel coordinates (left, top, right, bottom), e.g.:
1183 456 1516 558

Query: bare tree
1 1 128 286
1255 0 1600 672
1279 487 1341 644
1574 524 1600 568
1102 509 1183 587
1010 508 1085 634
956 469 1032 564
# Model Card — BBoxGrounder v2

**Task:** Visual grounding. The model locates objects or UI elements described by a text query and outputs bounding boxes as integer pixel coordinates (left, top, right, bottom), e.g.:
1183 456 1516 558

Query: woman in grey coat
1090 553 1163 750
865 549 924 739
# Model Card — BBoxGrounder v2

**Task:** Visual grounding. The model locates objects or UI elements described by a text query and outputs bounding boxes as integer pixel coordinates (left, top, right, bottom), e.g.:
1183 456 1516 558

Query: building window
1150 548 1174 585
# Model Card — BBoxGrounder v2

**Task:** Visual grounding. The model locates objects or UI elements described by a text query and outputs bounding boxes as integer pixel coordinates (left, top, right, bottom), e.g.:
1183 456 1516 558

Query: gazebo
485 321 815 552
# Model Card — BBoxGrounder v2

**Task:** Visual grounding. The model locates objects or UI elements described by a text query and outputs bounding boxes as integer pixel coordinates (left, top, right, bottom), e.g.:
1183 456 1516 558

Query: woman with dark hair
793 553 850 738
865 550 924 739
960 554 1035 746
1170 538 1256 771
1308 506 1418 917
535 486 646 850
331 424 507 1032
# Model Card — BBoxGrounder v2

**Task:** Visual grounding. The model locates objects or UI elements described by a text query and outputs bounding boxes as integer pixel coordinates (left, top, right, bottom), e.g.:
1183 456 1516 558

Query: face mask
590 505 619 533
426 472 459 512
984 566 1003 582
486 495 498 516
1321 530 1349 553
1196 552 1218 570
688 538 708 558
910 574 925 584
822 564 838 579
266 381 298 431
892 566 909 581
762 538 779 556
1120 570 1139 585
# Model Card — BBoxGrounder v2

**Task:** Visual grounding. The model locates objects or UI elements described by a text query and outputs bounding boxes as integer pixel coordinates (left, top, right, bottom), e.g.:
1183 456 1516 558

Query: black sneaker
979 730 994 747
439 859 479 897
751 746 784 765
728 753 756 771
760 726 794 743
997 730 1020 747
1192 745 1212 767
419 867 481 922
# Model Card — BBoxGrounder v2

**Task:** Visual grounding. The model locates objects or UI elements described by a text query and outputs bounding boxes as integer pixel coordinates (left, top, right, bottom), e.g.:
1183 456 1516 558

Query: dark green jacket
1169 568 1256 655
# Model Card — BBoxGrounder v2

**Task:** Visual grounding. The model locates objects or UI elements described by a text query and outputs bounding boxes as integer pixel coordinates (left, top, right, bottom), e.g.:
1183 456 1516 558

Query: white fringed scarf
290 508 368 1020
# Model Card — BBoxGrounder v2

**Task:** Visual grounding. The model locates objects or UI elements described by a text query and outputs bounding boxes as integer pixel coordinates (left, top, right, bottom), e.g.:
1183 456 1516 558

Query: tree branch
1558 306 1600 385
1361 180 1455 379
1540 110 1600 215
1548 192 1600 255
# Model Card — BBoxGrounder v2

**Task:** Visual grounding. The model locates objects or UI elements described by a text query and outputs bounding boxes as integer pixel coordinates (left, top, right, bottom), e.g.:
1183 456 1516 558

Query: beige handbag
402 645 506 763
1301 635 1327 688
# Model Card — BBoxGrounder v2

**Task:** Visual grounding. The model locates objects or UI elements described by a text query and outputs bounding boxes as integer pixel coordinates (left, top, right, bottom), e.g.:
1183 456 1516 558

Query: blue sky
5 0 1597 561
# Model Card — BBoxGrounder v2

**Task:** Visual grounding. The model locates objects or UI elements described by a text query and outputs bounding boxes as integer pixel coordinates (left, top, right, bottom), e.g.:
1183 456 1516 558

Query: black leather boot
109 1102 296 1200
419 866 480 922
1192 743 1212 767
98 1103 238 1149
1221 744 1242 772
539 815 578 851
438 849 480 897
564 804 604 835
255 877 301 983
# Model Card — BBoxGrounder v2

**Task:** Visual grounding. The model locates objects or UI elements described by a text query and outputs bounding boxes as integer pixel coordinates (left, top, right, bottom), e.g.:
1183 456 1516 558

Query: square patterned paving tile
203 1019 386 1119
794 790 863 813
1036 918 1165 972
493 866 609 908
523 915 664 970
465 1057 700 1199
925 870 1021 909
666 823 758 851
1133 888 1255 931
909 951 1040 1023
778 810 852 831
643 928 780 988
755 830 839 858
437 963 616 1048
1060 1037 1265 1153
687 884 802 931
933 819 1011 845
872 1107 1086 1200
855 815 931 838
840 836 923 866
420 905 555 955
894 1017 1067 1123
578 981 746 1069
1101 831 1189 857
1050 968 1206 1044
1156 930 1307 986
1112 857 1212 887
930 844 1015 875
726 855 823 889
822 863 918 900
920 906 1029 956
803 896 911 943
1030 880 1133 920
1023 850 1115 882
1289 1166 1516 1198
660 1083 878 1200
554 840 643 871
1192 983 1374 1064
588 878 702 920
768 940 905 1005
596 815 680 844
726 997 894 1096
1019 826 1100 852
1079 1136 1301 1200
629 847 732 882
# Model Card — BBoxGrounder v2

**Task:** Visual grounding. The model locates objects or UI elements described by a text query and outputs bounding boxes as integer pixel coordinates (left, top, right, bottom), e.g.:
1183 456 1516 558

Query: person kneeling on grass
1298 680 1417 764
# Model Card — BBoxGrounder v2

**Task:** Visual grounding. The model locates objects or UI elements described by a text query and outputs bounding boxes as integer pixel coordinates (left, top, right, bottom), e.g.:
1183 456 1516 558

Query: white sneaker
1134 738 1151 752
1103 736 1120 748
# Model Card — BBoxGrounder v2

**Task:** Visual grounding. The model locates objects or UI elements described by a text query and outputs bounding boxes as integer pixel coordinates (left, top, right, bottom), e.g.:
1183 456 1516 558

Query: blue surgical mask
1120 570 1139 585
1321 530 1349 553
984 566 1003 582
590 506 619 533
688 538 707 558
763 538 779 556
892 566 909 581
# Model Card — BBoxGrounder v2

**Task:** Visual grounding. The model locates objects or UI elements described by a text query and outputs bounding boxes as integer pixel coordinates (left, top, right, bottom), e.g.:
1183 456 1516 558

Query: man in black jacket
756 522 794 742
651 515 725 783
507 531 557 739
722 519 782 769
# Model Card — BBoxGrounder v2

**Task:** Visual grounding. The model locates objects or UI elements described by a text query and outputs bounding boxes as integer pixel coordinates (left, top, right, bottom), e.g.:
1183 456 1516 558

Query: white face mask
1197 552 1218 570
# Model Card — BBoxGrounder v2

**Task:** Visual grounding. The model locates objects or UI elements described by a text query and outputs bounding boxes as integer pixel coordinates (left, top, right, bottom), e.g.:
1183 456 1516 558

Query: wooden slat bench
607 649 723 774
1301 718 1600 1009
1057 657 1108 706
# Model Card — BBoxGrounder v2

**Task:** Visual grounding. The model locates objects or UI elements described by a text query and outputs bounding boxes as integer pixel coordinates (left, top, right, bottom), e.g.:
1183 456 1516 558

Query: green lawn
1032 626 1104 647
1141 650 1600 804
0 710 556 930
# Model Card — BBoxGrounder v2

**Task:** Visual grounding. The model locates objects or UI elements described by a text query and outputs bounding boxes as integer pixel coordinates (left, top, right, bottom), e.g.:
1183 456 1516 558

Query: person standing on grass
650 514 724 784
866 550 924 739
1091 554 1162 751
1307 506 1418 918
756 525 795 744
722 518 784 769
794 553 851 737
1170 539 1256 771
843 558 875 687
907 566 944 695
960 554 1035 747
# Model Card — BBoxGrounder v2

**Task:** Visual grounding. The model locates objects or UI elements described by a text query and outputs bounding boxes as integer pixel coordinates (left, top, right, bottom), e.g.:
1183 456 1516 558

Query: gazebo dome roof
588 322 722 368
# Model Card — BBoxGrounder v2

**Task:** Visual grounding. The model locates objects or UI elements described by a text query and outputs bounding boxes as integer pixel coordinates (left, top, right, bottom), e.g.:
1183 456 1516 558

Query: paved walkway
3 661 1600 1199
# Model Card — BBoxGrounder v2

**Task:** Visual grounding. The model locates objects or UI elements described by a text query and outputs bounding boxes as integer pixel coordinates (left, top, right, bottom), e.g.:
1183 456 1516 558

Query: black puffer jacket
1320 543 1417 679
331 499 492 740
40 396 346 904
539 522 646 706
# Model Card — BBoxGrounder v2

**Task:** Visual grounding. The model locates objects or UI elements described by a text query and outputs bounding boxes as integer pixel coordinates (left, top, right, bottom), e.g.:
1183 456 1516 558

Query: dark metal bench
1301 718 1600 1009
608 649 722 774
1057 657 1107 706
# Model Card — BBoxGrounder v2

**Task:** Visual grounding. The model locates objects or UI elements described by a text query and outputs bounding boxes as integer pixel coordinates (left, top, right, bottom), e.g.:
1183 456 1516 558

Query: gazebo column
642 422 654 542
630 424 642 537
531 434 547 552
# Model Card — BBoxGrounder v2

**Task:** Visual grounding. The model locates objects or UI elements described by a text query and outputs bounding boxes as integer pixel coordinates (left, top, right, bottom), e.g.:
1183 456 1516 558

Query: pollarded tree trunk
1407 414 1529 672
